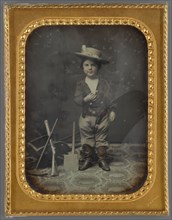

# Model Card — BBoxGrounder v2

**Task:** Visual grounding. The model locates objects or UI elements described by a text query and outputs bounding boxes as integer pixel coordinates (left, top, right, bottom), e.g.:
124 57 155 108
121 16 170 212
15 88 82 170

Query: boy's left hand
109 111 116 122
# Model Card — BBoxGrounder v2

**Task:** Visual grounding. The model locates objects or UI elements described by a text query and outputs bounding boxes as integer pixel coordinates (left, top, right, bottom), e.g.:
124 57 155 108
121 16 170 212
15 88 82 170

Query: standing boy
74 45 116 171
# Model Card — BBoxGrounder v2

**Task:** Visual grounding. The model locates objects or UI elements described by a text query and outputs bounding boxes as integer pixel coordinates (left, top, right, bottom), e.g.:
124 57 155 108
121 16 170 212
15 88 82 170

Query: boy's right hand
83 93 97 102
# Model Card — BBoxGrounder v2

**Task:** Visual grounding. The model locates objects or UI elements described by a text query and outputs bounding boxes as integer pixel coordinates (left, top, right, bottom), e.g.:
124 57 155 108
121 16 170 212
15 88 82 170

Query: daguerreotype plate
4 2 169 216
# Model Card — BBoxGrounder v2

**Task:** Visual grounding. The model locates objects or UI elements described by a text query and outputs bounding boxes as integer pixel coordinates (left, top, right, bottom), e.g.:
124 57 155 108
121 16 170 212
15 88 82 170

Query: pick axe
44 120 59 176
35 118 58 170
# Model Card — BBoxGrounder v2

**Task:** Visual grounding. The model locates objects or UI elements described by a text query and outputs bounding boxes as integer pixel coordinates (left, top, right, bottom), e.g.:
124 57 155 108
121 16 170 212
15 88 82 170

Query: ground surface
26 144 147 194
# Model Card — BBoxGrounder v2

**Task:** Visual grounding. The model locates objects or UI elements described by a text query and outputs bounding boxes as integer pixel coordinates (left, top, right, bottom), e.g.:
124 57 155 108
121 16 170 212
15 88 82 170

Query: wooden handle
72 121 75 154
44 120 55 152
44 120 57 176
44 120 50 135
36 118 58 169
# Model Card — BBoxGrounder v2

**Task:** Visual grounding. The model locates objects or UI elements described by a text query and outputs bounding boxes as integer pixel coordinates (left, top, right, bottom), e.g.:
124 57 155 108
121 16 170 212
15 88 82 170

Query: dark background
26 25 148 145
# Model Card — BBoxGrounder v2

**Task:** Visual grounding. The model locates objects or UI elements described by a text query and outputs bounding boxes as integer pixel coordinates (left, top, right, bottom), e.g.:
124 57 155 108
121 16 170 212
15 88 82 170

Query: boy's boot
79 144 93 171
97 146 110 171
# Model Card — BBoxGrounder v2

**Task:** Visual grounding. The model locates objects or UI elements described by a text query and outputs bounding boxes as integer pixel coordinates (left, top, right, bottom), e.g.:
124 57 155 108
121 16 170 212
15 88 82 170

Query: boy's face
82 59 99 78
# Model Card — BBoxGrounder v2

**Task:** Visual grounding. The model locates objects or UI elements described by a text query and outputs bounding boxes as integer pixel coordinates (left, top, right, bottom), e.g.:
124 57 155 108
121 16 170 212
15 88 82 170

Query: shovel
64 121 79 171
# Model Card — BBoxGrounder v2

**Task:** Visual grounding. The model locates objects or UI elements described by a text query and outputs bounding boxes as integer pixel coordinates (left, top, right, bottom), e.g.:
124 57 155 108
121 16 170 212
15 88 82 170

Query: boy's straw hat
75 45 109 64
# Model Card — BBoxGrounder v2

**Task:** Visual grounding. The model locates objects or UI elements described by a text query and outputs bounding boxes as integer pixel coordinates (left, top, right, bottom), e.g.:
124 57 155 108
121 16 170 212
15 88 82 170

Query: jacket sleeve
74 81 83 106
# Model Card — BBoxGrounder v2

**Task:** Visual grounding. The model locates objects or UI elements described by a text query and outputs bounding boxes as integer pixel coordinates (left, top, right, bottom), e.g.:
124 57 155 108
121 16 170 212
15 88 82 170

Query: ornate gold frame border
3 3 168 9
16 17 156 202
4 3 168 216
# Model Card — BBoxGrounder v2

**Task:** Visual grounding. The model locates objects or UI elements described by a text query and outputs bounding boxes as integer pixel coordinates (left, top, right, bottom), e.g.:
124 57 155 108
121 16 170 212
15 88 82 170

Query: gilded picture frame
4 2 169 217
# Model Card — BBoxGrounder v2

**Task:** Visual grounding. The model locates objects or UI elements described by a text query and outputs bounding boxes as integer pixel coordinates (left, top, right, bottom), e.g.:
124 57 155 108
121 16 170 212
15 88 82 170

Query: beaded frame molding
4 3 168 216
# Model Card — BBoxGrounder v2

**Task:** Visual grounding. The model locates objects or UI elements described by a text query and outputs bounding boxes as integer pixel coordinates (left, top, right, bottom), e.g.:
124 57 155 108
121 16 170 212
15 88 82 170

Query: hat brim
75 52 109 64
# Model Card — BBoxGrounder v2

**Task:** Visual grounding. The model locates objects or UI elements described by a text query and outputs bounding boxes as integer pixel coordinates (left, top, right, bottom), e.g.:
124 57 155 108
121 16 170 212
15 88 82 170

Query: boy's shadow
92 90 147 165
109 90 148 143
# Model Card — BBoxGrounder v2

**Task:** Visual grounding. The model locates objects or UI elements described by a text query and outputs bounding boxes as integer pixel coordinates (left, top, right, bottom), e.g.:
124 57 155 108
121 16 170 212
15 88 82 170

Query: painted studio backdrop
25 25 148 194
